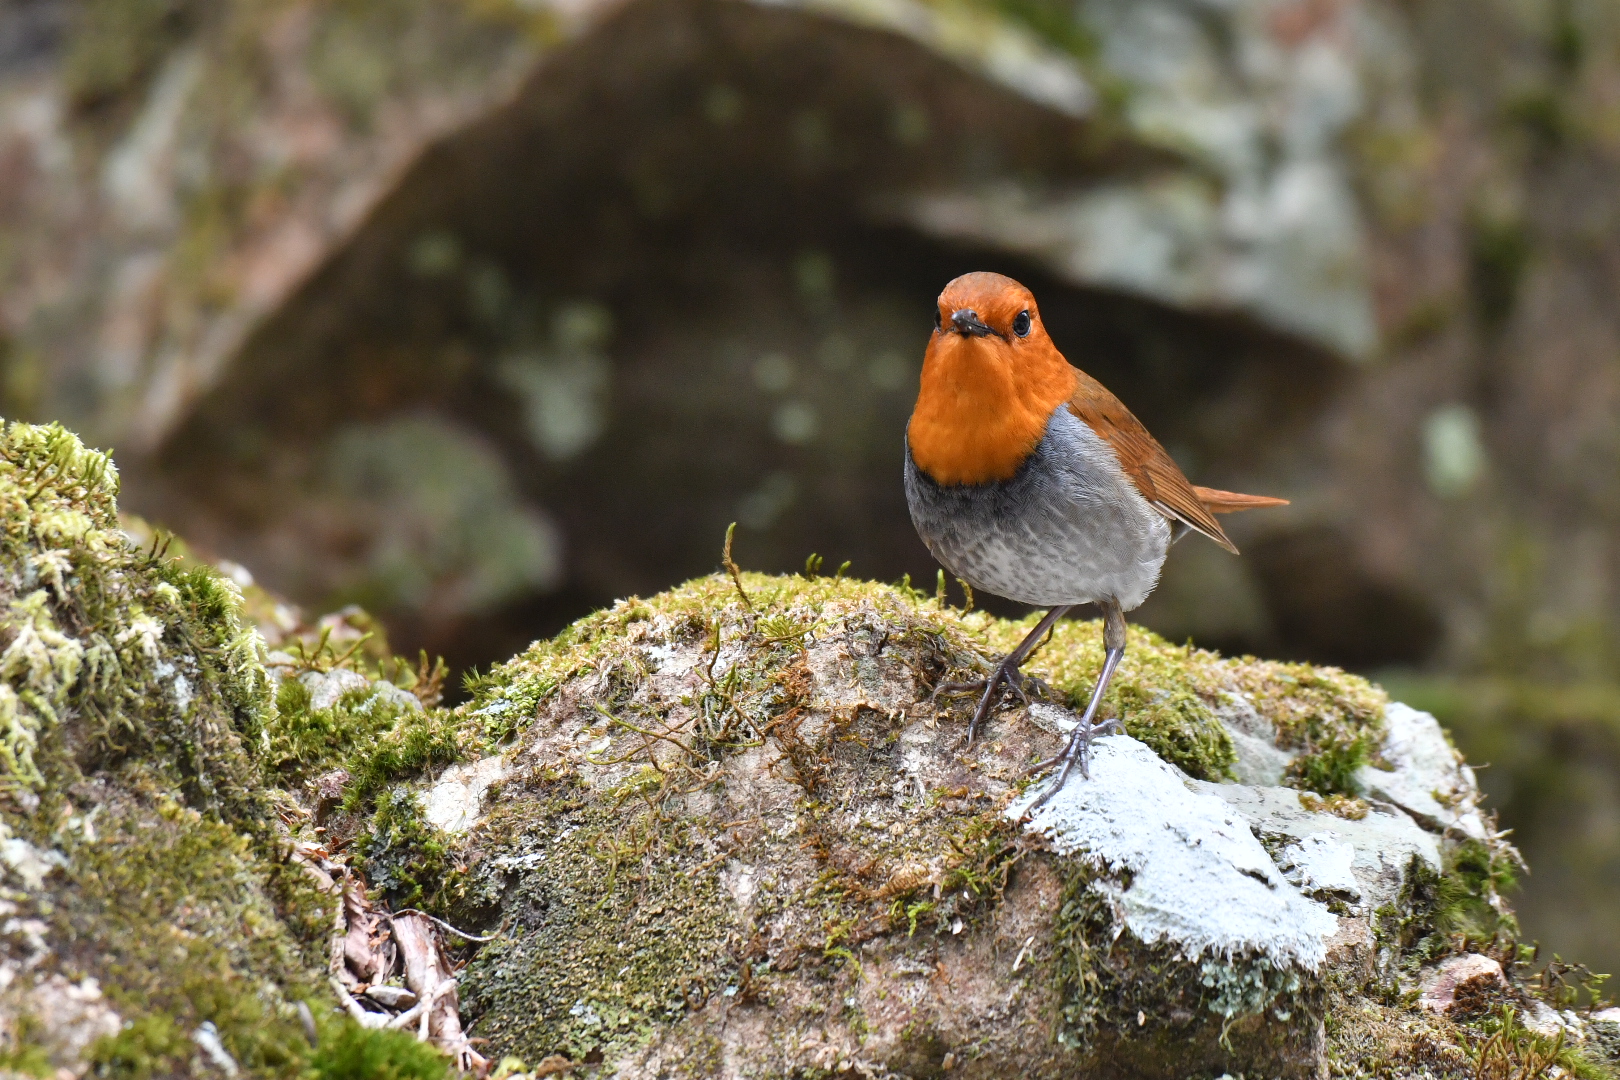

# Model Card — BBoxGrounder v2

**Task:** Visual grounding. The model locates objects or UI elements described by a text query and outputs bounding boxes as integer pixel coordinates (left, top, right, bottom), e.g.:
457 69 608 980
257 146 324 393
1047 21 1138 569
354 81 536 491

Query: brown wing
1067 370 1239 553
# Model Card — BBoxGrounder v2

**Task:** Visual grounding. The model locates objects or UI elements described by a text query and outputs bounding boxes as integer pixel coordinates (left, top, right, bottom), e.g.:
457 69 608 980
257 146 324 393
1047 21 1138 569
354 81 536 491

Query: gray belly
904 407 1171 611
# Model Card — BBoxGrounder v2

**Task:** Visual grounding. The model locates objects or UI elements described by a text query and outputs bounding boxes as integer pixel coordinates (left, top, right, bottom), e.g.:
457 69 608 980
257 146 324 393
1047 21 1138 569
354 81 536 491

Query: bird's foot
930 656 1052 745
1023 714 1125 813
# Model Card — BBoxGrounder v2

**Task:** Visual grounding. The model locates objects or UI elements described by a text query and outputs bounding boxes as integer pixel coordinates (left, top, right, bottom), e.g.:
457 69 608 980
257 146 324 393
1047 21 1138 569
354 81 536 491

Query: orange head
907 272 1078 486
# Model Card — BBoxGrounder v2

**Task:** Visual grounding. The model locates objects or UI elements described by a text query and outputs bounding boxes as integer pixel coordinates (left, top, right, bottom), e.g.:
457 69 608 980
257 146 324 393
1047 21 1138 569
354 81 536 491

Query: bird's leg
1026 599 1128 810
931 605 1069 746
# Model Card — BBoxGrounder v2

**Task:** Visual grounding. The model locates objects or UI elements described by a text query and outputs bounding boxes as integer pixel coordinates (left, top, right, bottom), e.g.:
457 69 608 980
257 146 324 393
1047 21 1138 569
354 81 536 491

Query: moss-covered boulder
0 422 456 1079
0 419 1613 1078
426 573 1611 1078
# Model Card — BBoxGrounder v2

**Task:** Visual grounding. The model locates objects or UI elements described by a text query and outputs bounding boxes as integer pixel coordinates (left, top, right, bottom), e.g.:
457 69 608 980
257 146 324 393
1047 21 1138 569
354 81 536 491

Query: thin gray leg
1027 598 1128 810
931 605 1070 745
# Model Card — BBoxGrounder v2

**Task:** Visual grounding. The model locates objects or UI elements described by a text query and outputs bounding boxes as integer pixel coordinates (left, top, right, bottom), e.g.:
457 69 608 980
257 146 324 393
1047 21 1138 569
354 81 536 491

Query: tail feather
1192 486 1290 514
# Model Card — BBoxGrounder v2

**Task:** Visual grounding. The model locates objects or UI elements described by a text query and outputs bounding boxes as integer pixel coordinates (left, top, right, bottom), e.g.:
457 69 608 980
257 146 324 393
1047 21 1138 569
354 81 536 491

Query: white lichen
1013 735 1338 969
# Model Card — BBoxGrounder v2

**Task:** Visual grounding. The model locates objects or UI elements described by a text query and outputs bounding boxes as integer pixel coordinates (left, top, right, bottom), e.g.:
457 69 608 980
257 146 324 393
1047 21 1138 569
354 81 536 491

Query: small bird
904 272 1287 806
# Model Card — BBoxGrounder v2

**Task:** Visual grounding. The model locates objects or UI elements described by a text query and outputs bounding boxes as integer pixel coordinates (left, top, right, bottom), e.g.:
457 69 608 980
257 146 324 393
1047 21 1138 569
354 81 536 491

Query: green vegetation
1229 659 1387 797
2 422 1597 1076
362 786 462 913
469 569 1392 790
309 1023 452 1080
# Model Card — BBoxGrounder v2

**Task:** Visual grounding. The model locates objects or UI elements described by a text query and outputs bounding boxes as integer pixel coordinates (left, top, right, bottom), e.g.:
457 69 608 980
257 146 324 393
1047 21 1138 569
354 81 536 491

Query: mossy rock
421 572 1600 1078
0 421 1609 1079
0 422 453 1079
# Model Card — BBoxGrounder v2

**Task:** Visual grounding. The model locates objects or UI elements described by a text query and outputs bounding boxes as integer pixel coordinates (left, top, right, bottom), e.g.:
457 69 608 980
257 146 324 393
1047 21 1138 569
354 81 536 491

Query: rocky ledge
0 421 1615 1079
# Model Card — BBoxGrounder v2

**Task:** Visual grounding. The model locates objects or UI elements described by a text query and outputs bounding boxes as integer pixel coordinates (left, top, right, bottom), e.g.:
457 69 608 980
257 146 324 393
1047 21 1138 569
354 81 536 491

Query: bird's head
930 271 1048 357
908 272 1077 485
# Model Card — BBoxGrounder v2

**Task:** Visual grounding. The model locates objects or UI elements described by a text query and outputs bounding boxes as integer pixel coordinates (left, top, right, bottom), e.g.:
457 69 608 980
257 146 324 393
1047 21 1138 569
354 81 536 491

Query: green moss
1051 863 1314 1061
470 571 1399 795
308 1021 452 1080
1430 838 1520 955
0 422 274 824
0 422 354 1076
981 613 1237 780
360 787 462 914
1227 659 1387 797
58 794 327 1078
0 1014 55 1079
343 706 461 810
458 784 741 1065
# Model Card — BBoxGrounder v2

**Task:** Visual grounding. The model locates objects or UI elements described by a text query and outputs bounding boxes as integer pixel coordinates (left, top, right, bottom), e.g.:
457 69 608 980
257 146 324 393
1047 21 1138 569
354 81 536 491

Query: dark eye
935 307 943 331
1013 310 1032 337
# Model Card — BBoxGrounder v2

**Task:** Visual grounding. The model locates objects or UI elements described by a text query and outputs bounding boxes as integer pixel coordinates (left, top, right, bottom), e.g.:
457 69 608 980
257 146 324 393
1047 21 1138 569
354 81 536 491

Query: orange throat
907 334 1078 486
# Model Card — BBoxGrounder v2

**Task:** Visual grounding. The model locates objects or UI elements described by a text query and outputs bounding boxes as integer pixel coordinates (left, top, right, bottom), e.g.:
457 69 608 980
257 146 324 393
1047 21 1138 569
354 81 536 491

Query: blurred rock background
1 0 1616 973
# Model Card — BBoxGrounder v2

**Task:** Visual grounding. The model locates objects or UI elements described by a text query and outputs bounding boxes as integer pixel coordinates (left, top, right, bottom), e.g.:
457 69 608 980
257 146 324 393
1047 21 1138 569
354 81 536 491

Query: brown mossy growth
1323 978 1615 1080
1323 978 1476 1079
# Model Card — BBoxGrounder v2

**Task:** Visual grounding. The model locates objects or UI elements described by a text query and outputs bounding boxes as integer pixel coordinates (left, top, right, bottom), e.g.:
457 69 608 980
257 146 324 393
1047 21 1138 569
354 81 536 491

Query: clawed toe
1024 714 1124 813
1022 674 1056 701
928 659 1028 745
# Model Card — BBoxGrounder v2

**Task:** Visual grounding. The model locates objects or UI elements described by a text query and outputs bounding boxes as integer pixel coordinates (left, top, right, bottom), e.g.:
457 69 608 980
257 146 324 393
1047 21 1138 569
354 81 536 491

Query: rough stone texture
5 0 1620 979
419 572 1613 1079
1016 736 1340 968
1357 702 1489 840
0 417 1617 1077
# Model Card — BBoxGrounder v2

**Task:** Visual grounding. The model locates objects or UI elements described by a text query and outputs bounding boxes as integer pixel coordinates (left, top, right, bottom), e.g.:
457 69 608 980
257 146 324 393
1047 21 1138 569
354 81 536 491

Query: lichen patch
1016 736 1339 970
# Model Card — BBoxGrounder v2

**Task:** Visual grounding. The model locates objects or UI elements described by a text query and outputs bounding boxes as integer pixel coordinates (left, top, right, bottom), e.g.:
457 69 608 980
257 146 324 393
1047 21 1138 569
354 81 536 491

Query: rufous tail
1191 486 1290 514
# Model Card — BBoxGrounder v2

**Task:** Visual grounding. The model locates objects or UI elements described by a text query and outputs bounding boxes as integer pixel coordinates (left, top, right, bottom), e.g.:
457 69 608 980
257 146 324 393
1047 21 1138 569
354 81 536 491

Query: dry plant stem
722 522 755 621
329 975 389 1029
391 908 498 943
393 912 488 1071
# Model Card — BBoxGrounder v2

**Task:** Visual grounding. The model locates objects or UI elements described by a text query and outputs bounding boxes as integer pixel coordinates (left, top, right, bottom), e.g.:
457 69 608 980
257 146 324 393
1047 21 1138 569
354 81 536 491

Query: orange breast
907 333 1078 486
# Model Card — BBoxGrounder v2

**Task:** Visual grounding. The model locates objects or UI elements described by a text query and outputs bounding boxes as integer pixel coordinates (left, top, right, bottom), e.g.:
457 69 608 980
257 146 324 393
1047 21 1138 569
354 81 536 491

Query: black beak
951 309 996 337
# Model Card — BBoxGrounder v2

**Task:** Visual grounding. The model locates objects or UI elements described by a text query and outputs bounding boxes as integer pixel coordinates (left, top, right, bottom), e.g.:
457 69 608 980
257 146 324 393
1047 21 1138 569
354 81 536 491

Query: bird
904 271 1288 808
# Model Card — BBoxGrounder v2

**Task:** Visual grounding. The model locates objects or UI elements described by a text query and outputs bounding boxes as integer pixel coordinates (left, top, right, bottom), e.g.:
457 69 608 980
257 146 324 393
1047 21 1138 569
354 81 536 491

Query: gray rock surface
1357 702 1489 840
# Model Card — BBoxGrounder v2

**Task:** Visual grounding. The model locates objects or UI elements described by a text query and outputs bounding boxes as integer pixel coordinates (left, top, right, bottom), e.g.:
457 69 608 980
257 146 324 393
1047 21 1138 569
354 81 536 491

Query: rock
4 973 123 1072
365 680 426 715
0 419 1569 1078
1418 954 1505 1015
1196 784 1440 912
0 423 378 1078
1215 694 1296 786
422 755 508 835
433 573 1528 1077
1521 999 1566 1038
0 835 66 892
1356 703 1488 840
300 667 374 711
309 768 352 825
1277 833 1361 901
1016 736 1337 969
